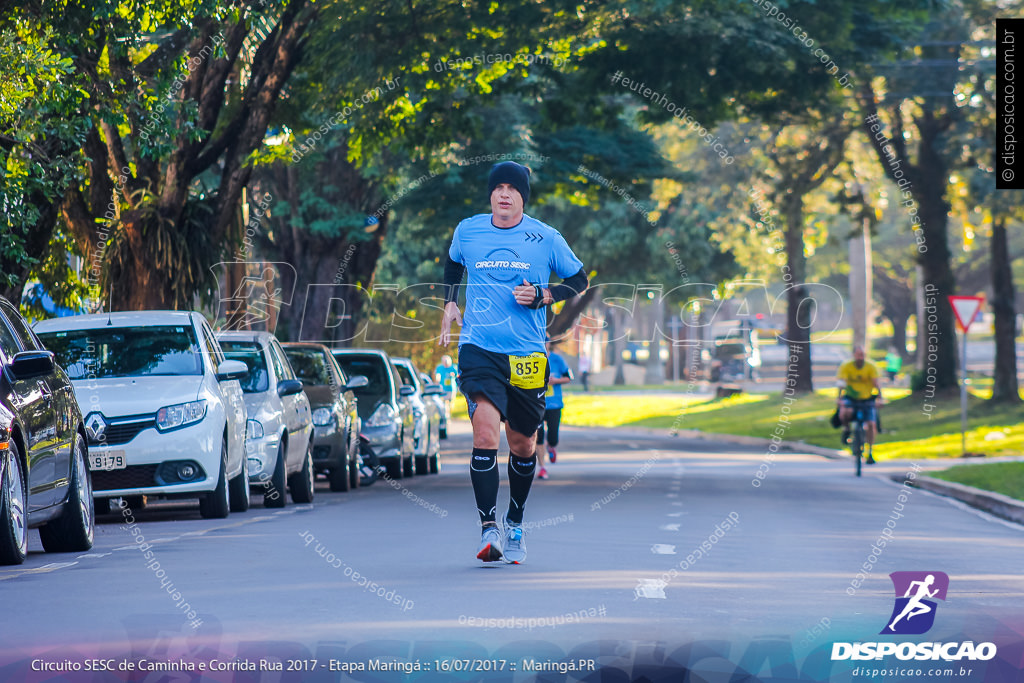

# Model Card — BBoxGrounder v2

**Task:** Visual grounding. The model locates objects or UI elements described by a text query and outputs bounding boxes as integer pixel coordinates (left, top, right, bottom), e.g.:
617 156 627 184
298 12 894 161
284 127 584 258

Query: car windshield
38 325 202 378
333 354 389 418
715 343 748 358
394 363 418 390
218 340 269 393
284 348 333 386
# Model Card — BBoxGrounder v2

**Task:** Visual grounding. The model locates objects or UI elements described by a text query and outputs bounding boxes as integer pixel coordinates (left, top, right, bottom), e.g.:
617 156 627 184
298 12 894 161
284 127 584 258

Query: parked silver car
419 371 447 441
216 331 314 507
391 358 442 475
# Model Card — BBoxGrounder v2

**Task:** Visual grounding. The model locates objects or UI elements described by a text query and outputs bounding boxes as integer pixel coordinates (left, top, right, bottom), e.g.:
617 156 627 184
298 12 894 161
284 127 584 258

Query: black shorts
458 343 549 437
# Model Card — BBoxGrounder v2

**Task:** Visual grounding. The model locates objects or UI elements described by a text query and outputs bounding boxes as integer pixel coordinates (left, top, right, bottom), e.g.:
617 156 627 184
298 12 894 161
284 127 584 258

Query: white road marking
666 512 686 517
33 562 78 572
651 544 676 554
76 552 112 559
634 579 667 599
660 524 680 531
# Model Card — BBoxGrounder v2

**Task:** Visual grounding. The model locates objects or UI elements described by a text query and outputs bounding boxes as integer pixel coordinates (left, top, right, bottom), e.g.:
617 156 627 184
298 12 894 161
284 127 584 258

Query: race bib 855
509 353 547 390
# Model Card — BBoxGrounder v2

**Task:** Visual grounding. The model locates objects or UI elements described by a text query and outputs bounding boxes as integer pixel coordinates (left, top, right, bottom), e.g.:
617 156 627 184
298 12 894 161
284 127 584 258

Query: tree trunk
848 220 872 350
783 199 813 392
989 216 1021 404
914 113 959 392
890 312 910 360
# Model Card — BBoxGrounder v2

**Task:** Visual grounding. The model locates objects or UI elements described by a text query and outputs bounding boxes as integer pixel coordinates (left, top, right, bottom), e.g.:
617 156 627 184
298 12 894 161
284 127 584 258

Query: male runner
439 160 588 564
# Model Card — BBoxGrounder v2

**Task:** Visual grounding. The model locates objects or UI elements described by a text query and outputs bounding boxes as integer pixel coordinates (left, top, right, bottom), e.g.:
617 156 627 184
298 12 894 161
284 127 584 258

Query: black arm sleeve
444 255 466 304
548 268 589 303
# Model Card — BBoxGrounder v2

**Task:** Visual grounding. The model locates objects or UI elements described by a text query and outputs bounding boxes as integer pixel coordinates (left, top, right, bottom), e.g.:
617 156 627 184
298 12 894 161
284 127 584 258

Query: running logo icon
881 571 949 635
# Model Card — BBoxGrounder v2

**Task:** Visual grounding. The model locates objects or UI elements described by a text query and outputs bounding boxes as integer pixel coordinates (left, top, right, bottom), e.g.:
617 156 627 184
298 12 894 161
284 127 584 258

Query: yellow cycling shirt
837 359 879 400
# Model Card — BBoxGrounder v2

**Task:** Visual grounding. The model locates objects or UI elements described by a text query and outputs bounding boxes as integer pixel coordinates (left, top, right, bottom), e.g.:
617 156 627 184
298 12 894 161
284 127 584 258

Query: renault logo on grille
85 412 108 441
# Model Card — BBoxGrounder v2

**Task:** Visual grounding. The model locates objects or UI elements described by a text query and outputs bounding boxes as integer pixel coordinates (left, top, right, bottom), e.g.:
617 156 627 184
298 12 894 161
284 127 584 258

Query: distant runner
439 160 588 564
884 346 902 384
434 354 459 421
536 337 572 479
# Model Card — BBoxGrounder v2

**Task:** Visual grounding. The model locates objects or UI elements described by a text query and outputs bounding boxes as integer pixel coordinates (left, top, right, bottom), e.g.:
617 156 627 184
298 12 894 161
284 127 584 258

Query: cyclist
536 336 573 479
836 345 883 465
439 160 588 564
434 354 459 421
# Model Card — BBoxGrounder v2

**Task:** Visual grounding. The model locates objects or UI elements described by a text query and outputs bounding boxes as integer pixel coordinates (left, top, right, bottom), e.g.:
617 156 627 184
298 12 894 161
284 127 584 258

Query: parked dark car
282 343 367 492
330 349 414 479
0 296 94 565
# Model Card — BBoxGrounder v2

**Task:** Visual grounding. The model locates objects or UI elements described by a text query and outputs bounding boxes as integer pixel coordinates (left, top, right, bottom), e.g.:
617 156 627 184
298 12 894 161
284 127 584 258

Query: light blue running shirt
449 213 583 355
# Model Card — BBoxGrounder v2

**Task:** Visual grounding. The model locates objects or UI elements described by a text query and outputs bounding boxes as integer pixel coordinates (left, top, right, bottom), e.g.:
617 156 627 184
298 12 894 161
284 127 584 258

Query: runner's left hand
514 278 539 306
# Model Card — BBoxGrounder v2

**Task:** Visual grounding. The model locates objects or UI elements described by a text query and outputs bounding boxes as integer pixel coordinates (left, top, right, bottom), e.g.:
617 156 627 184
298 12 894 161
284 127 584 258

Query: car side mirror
421 383 443 396
399 385 415 397
216 359 249 382
278 378 304 397
345 375 369 390
7 350 55 380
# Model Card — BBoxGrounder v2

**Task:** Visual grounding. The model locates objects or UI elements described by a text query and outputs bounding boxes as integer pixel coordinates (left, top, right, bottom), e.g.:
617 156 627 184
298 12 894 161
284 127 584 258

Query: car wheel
415 430 430 475
328 456 350 492
289 442 315 504
228 464 250 513
0 441 28 565
40 434 95 553
199 438 231 519
402 429 414 477
94 498 111 516
384 457 403 480
264 441 287 508
429 445 440 475
348 427 360 490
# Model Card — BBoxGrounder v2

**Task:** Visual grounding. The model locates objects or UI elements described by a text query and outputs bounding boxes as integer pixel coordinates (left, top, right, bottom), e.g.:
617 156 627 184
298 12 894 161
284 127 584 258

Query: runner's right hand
439 301 463 346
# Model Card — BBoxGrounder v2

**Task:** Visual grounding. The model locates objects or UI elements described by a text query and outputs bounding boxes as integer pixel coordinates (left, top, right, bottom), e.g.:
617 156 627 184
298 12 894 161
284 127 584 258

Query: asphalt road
1 421 1022 681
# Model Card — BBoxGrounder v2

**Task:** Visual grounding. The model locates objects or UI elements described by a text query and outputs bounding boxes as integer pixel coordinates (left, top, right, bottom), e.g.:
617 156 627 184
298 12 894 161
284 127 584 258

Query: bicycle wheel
852 424 864 477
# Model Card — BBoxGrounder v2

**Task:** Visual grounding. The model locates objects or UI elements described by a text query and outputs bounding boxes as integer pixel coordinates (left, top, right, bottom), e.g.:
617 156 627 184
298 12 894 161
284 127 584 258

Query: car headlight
312 407 334 426
156 400 207 432
246 419 264 439
365 403 396 427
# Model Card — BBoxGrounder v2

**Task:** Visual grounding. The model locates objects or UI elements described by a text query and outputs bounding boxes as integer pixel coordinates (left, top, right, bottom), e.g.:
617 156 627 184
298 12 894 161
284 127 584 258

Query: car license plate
89 450 126 471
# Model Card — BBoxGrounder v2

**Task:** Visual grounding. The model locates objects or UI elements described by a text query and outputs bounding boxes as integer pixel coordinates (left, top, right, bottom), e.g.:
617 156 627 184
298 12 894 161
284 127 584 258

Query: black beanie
487 161 531 205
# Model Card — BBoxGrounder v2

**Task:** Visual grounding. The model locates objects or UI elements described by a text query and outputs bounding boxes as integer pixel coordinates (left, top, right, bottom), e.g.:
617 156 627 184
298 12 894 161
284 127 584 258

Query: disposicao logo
831 571 997 663
881 571 948 635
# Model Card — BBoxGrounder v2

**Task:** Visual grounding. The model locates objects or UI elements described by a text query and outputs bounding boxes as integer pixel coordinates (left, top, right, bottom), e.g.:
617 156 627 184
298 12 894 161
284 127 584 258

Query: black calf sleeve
506 451 537 524
470 447 499 524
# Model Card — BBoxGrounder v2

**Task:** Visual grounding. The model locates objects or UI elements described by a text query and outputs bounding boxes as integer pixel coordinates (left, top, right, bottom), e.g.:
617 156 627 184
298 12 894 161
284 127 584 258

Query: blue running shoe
503 521 526 564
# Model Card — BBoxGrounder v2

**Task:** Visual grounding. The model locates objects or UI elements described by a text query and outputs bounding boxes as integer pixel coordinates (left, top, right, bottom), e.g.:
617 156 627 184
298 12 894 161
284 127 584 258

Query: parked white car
216 331 314 507
34 311 249 519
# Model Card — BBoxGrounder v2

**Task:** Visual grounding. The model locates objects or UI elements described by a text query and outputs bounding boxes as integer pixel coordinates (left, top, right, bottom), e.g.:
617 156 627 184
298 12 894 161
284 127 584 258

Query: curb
896 473 1024 526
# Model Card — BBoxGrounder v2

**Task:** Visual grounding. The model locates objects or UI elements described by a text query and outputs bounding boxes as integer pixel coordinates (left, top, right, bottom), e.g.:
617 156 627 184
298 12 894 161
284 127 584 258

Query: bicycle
845 397 878 477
